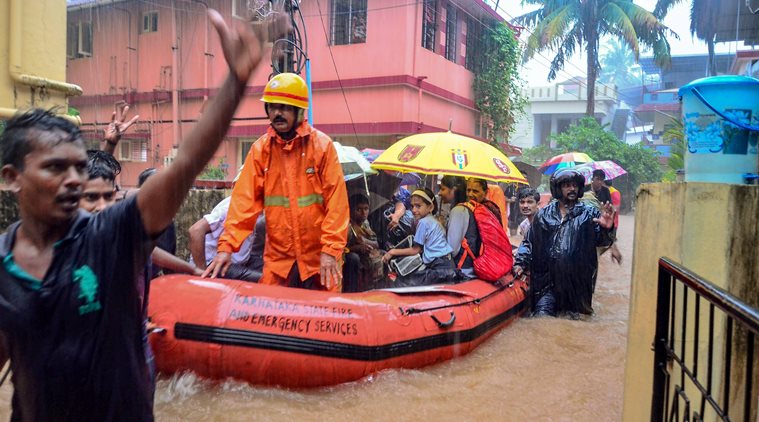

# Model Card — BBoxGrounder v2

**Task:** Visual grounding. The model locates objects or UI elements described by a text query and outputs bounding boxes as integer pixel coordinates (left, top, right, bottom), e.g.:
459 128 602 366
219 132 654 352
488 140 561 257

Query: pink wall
67 0 499 187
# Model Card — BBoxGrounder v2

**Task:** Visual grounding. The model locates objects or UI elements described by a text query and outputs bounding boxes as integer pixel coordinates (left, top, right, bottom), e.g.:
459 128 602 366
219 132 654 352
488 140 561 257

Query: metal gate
651 257 758 421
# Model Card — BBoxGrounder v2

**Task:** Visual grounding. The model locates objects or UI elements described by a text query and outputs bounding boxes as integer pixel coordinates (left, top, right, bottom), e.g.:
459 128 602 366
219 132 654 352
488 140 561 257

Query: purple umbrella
574 160 627 184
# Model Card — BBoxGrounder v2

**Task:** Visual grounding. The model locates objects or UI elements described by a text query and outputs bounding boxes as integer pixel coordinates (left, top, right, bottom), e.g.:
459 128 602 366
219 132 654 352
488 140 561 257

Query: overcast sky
498 0 755 85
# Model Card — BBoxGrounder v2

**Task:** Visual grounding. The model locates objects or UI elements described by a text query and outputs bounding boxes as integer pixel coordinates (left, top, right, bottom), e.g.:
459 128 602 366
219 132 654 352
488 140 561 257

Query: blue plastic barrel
679 76 759 183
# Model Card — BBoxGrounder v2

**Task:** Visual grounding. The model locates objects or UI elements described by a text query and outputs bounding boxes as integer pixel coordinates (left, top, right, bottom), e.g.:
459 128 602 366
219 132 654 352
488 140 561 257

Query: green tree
515 0 675 116
654 0 719 76
550 117 663 198
472 22 526 143
519 144 556 167
599 39 640 88
661 118 685 181
198 158 228 181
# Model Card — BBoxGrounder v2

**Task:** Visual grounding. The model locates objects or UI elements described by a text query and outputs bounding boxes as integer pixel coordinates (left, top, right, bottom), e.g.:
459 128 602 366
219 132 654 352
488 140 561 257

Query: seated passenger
343 194 384 292
467 178 505 221
382 188 456 287
438 175 479 280
189 197 265 283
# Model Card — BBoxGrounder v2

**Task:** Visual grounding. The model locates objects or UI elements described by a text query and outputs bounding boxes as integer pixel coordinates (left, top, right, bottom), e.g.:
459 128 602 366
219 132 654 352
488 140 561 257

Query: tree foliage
519 145 556 167
661 118 685 181
599 39 640 88
515 0 675 116
473 23 526 143
198 158 228 181
654 0 719 75
549 117 663 196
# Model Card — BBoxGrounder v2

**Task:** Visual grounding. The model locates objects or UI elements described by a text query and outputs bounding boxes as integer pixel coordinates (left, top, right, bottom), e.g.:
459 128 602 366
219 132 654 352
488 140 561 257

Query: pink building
66 0 513 187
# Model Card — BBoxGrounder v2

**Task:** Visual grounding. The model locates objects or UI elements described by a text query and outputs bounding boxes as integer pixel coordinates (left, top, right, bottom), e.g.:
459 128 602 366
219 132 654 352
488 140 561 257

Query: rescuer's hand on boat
203 251 232 278
207 8 290 84
320 253 342 290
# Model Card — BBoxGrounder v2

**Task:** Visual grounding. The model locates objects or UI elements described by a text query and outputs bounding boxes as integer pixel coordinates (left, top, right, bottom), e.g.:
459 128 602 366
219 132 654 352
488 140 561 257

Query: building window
240 139 255 164
141 11 158 34
445 5 457 62
67 24 78 59
421 0 437 51
465 16 482 72
67 22 92 59
232 0 247 19
330 0 367 45
119 139 148 162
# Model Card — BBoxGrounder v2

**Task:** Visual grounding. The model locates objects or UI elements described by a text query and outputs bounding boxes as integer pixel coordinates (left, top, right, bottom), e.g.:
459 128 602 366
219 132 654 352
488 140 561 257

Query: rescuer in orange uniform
203 73 349 291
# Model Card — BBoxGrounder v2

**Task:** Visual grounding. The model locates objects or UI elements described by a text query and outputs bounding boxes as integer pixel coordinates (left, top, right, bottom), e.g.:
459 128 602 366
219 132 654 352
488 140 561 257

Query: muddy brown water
0 215 635 421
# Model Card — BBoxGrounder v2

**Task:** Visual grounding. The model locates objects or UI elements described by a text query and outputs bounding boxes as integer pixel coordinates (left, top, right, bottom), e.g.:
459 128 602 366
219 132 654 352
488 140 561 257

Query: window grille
331 0 367 45
445 5 457 62
421 0 437 51
142 11 158 34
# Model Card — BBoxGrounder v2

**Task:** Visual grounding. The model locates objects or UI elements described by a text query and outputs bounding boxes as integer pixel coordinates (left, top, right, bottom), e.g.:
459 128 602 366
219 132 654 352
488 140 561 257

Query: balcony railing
523 84 617 102
651 257 758 421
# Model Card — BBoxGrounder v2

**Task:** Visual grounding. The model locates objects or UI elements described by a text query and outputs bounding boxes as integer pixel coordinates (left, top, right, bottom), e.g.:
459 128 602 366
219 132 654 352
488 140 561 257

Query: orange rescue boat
148 275 528 388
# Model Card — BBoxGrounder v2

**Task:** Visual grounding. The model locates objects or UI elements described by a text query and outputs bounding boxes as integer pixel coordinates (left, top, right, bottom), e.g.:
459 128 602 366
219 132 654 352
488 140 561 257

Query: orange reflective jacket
486 184 509 229
218 122 349 289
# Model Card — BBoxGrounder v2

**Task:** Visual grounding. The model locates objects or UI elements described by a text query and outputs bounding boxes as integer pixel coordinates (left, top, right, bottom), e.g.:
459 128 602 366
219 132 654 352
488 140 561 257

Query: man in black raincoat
513 168 615 317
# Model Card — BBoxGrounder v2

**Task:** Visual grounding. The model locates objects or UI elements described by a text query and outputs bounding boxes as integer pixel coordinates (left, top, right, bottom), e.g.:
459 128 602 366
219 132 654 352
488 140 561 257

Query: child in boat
344 194 384 292
382 188 457 287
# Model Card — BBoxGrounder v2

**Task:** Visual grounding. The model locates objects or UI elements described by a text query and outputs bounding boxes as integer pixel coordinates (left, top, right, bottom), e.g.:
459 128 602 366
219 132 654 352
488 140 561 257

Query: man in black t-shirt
588 169 612 205
0 10 288 421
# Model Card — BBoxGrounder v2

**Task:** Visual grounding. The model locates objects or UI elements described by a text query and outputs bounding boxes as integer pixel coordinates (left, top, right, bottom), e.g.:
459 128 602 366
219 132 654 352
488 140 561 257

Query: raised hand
103 103 139 147
207 8 290 84
593 201 616 230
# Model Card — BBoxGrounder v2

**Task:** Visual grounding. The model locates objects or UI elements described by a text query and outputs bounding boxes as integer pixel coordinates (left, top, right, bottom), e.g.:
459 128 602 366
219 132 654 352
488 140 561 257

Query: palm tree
515 0 676 116
599 39 640 88
654 0 719 76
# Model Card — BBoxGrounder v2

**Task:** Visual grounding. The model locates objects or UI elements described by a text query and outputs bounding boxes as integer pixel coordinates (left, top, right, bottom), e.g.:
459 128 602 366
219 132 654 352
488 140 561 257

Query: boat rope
399 279 523 316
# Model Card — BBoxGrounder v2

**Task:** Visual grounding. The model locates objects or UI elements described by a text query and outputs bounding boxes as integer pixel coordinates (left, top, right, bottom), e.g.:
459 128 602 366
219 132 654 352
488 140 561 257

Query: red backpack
457 200 514 282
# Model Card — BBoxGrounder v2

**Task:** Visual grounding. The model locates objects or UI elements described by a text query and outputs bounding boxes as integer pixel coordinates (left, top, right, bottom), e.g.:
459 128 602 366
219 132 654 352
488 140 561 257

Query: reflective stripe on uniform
297 193 324 208
264 196 290 208
265 194 324 208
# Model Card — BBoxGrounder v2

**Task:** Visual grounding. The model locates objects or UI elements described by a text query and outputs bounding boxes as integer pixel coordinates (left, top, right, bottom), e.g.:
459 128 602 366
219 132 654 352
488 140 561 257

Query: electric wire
313 0 361 144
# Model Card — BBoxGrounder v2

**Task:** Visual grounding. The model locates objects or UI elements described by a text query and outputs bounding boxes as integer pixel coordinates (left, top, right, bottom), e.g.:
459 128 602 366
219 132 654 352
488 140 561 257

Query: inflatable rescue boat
148 275 528 388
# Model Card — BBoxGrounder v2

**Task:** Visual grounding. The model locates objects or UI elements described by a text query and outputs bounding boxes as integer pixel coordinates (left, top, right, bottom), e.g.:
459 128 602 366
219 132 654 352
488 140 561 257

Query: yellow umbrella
371 132 528 184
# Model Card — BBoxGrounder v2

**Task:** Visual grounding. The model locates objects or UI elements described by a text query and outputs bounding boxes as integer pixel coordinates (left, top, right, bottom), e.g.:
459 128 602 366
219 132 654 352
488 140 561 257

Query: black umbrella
513 161 543 188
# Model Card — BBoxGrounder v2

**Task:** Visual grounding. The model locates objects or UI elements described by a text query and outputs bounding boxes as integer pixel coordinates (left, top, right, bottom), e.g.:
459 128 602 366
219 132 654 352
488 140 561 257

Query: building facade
509 78 618 149
66 0 510 187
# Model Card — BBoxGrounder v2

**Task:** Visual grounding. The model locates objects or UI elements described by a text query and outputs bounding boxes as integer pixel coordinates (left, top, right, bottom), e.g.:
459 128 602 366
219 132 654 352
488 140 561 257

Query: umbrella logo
493 158 511 174
397 145 425 163
451 149 469 169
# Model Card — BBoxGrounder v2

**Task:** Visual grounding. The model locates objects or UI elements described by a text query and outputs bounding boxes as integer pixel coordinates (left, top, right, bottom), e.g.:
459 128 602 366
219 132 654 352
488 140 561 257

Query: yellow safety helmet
260 73 309 109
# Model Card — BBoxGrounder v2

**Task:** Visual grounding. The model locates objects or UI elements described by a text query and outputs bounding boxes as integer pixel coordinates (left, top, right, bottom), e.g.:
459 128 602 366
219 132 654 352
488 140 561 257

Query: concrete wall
622 182 759 421
0 189 229 261
0 0 71 117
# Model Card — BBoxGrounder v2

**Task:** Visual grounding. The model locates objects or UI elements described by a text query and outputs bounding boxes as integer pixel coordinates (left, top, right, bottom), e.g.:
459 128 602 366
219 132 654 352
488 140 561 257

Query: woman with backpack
439 176 479 280
443 177 514 282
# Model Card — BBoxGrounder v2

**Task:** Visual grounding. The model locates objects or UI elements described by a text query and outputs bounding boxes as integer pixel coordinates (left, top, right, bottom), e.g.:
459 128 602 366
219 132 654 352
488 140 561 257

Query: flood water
0 215 635 421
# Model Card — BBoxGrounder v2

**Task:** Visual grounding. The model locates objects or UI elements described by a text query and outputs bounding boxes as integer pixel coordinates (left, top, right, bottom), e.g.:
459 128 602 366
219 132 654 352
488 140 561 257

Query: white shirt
193 196 254 266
